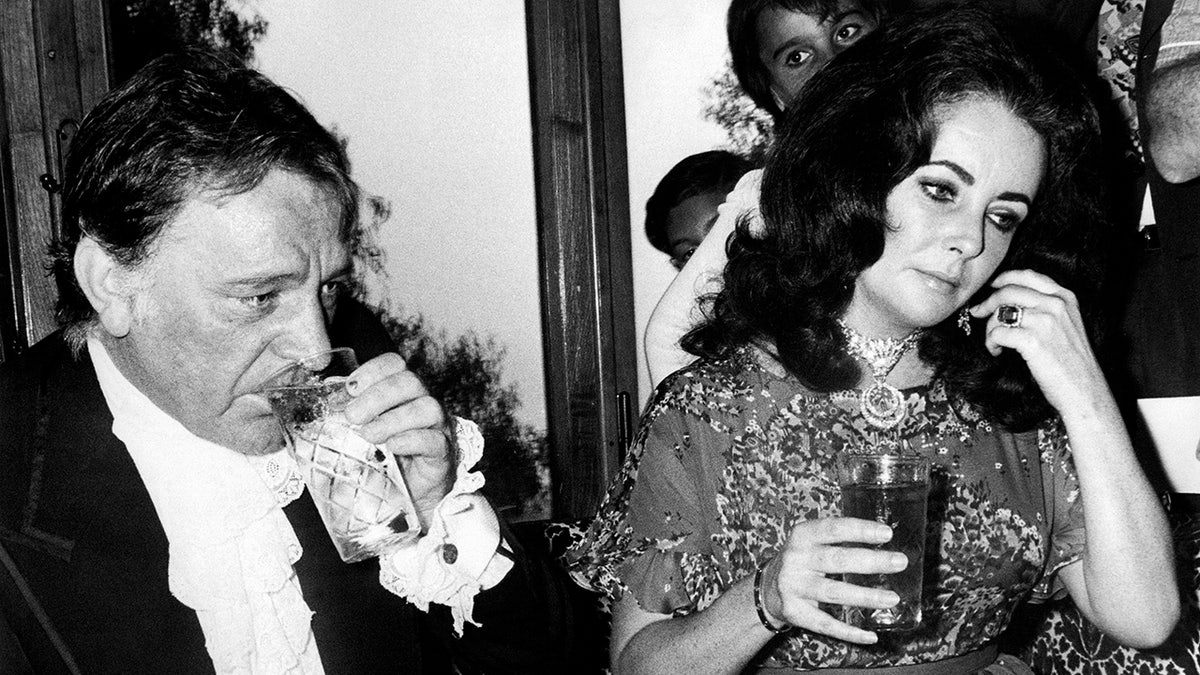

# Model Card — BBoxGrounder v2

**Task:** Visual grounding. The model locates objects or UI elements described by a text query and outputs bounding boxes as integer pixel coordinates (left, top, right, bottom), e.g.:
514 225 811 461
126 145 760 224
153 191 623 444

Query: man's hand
342 353 455 526
1144 9 1200 184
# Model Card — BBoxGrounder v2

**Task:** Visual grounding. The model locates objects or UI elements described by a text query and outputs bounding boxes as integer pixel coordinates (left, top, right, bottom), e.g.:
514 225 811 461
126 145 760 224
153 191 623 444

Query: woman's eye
988 211 1023 233
920 181 956 203
784 49 811 67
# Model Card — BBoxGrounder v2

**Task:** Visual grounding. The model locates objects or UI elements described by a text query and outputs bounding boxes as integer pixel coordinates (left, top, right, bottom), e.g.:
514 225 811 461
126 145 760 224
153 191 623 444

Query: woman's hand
967 269 1108 413
763 517 909 644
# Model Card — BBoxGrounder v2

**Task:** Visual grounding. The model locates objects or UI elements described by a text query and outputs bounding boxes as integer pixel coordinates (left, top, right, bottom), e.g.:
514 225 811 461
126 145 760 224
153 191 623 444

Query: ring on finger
996 304 1024 329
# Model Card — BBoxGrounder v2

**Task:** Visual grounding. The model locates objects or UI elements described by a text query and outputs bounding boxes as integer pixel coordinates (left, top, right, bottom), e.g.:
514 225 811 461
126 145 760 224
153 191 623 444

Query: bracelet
753 558 790 634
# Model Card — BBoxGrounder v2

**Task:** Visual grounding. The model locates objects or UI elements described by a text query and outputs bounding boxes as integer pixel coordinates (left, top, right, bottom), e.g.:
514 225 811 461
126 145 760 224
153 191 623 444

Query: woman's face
843 96 1046 338
756 0 877 110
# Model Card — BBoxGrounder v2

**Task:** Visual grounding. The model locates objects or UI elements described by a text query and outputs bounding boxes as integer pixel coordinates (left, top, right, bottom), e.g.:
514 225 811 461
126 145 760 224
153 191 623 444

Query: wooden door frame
527 0 637 520
0 0 110 362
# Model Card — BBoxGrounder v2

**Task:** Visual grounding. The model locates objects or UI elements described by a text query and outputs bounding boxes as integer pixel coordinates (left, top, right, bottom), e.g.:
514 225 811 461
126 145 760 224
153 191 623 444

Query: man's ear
73 236 137 338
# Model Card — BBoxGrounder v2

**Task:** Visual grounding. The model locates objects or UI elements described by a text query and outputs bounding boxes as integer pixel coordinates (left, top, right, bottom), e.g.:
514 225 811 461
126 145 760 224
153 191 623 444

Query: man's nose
281 298 333 360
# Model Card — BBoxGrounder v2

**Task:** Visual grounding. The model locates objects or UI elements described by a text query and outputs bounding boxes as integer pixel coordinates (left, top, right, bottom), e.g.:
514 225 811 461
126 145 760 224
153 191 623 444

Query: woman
570 8 1177 673
645 0 882 386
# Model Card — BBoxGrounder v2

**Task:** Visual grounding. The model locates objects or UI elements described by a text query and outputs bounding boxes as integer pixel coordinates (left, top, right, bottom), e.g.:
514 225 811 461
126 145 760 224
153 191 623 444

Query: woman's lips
916 269 962 295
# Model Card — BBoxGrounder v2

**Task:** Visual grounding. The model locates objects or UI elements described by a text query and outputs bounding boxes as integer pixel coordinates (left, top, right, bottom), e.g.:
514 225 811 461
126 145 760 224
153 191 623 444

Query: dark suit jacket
1118 0 1200 399
0 299 602 673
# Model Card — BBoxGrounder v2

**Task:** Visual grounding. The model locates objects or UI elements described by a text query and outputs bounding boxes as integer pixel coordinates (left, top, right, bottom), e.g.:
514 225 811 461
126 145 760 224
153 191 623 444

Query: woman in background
571 8 1176 673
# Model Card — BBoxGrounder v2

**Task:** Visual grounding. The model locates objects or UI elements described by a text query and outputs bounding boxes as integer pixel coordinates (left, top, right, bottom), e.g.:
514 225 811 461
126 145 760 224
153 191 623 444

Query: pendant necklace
837 320 925 430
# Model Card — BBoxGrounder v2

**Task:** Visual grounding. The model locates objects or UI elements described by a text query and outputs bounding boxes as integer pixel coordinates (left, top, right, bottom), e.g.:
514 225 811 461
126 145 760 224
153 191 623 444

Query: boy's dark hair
645 150 757 254
727 0 884 120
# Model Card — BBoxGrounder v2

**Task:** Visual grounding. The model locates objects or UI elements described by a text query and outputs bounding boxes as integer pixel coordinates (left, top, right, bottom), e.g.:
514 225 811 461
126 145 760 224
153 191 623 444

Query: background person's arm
644 171 762 388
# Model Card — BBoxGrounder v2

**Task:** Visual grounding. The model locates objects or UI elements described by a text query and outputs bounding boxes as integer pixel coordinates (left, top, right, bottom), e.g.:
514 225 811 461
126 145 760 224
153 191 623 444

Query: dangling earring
957 309 971 336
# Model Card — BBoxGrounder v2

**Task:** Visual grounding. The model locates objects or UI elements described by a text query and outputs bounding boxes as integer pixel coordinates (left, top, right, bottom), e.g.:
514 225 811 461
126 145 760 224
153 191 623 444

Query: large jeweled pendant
860 379 906 429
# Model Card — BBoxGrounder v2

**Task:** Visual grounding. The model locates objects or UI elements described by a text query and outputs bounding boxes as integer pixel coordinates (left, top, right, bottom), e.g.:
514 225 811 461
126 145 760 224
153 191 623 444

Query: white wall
253 1 736 425
621 2 733 407
255 0 546 428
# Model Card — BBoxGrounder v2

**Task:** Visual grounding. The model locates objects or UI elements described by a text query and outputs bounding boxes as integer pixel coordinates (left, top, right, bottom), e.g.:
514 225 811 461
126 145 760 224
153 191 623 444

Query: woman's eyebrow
926 160 975 185
997 191 1032 205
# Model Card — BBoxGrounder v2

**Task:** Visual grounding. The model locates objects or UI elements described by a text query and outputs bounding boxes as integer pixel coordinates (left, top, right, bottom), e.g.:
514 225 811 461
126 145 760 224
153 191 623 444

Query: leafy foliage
349 165 549 520
701 60 775 164
374 312 550 520
108 0 267 82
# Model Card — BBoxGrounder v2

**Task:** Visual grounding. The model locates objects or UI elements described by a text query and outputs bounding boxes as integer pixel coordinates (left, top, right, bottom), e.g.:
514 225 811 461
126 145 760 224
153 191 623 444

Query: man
0 50 594 673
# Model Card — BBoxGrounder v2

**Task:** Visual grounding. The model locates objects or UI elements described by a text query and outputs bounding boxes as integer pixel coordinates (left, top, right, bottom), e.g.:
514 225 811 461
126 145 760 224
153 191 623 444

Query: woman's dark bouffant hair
684 6 1109 431
727 0 885 121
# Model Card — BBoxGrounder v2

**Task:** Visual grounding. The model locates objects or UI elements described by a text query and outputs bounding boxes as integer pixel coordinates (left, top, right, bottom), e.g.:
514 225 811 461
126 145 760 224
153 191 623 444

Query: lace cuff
378 417 513 636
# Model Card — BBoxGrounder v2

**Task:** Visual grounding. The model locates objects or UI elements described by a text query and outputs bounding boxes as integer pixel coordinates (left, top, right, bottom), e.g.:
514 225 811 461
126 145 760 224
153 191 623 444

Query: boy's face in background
757 0 878 109
666 190 727 270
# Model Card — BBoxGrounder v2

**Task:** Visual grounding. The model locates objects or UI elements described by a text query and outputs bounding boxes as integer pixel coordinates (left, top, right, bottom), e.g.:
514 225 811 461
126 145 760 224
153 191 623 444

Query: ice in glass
260 348 421 562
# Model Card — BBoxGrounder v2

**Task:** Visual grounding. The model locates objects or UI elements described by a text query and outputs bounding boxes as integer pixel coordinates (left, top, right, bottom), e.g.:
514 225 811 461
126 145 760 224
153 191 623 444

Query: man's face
104 168 352 455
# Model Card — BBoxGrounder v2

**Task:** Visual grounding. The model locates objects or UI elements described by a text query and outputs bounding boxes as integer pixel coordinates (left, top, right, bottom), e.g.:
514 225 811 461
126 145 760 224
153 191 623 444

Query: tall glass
259 348 421 562
837 454 931 632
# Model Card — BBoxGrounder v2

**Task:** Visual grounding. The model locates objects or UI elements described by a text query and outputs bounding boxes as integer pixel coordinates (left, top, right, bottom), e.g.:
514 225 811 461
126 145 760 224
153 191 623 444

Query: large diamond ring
997 305 1024 328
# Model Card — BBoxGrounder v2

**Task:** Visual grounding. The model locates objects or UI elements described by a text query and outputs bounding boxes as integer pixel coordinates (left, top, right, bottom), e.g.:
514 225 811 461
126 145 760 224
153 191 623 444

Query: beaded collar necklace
837 319 925 429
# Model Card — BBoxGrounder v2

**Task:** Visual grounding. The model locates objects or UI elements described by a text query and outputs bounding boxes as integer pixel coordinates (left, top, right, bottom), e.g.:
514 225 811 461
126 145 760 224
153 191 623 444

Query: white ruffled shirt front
88 337 509 673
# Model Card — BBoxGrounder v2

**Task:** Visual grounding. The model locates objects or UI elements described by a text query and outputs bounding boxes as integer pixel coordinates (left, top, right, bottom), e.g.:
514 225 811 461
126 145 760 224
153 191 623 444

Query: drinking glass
837 453 931 631
259 347 421 562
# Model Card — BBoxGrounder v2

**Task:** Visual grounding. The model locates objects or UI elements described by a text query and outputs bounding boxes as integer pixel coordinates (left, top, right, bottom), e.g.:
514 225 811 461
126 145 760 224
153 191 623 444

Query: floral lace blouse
566 346 1085 670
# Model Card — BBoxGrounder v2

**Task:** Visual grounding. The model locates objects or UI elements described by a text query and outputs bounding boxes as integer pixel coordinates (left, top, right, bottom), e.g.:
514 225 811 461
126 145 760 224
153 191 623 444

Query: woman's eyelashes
919 177 1026 233
986 208 1025 233
919 179 957 203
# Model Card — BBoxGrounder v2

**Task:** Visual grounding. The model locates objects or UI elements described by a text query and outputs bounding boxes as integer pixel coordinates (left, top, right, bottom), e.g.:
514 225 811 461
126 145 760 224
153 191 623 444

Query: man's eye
920 181 956 203
320 280 346 299
835 23 863 43
784 49 812 67
238 292 277 310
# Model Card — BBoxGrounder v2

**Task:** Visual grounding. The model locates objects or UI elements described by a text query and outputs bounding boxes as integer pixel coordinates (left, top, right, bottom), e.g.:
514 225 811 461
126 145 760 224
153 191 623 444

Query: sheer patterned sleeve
1030 418 1086 602
564 377 727 616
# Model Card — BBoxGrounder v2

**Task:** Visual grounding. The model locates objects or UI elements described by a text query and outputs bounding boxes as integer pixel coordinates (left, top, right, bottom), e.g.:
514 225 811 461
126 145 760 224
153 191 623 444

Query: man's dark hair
645 150 756 254
686 5 1109 430
50 48 359 348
